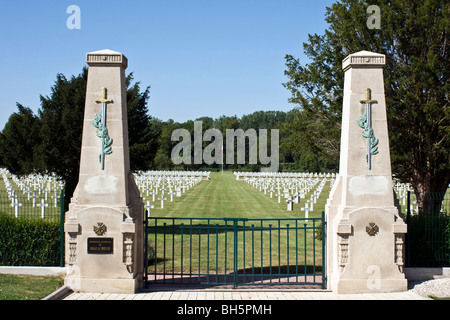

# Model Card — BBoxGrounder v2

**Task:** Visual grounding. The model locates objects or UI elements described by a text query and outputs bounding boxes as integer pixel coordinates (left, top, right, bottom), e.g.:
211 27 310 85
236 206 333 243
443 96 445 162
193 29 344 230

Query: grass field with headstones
144 171 330 277
146 171 331 220
0 169 64 221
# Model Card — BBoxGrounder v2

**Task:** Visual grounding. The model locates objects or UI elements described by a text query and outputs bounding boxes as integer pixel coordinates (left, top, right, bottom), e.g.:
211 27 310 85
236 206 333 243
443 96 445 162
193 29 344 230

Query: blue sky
0 0 335 130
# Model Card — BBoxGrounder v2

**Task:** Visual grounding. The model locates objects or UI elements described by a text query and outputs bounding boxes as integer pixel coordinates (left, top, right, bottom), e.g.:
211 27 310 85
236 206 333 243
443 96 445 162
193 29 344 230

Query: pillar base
65 274 143 294
333 278 408 294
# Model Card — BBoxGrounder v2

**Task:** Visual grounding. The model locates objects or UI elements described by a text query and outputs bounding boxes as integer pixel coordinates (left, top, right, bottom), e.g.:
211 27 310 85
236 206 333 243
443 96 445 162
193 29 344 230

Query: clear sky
0 0 335 130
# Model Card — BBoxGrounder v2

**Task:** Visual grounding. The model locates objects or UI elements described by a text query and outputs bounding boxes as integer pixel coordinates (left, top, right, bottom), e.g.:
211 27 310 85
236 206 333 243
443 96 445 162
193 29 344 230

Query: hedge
0 214 61 266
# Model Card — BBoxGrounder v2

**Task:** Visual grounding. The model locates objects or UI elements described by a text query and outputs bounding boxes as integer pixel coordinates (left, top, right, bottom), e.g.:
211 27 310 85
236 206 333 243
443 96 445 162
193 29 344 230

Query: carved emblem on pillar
366 222 379 236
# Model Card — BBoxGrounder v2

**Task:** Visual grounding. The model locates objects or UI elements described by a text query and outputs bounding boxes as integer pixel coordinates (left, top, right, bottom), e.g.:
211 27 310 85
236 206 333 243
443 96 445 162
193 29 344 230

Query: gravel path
410 278 450 298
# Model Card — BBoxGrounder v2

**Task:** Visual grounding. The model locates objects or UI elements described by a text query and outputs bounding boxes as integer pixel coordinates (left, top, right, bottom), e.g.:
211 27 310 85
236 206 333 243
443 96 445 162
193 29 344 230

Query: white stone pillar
64 50 144 293
326 51 407 294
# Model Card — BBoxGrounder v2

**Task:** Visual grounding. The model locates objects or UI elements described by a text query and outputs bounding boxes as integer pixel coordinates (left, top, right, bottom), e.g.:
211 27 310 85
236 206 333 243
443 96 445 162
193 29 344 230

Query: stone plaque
87 237 114 254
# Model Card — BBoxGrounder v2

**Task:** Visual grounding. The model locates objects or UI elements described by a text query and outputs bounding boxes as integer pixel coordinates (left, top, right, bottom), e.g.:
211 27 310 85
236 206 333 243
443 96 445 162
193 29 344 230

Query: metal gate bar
144 213 326 289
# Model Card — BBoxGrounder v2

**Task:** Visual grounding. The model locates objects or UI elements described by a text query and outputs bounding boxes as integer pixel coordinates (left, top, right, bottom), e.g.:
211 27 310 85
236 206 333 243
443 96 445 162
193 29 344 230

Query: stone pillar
64 49 144 293
326 51 407 294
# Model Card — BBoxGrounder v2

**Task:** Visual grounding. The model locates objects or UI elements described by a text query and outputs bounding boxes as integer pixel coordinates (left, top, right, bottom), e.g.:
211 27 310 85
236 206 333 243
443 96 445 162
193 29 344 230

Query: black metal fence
405 191 450 267
144 213 326 289
0 189 64 221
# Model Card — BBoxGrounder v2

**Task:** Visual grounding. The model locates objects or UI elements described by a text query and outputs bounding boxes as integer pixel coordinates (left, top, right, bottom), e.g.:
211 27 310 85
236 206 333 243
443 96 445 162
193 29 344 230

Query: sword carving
358 88 379 170
92 87 113 170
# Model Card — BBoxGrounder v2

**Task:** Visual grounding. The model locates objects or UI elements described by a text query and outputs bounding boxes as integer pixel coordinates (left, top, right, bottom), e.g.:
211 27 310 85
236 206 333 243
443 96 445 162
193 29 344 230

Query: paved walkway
0 267 434 300
64 289 430 300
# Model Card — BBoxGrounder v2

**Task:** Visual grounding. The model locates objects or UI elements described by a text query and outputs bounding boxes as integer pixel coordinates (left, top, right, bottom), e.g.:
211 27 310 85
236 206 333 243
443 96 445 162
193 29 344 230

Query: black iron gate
144 213 326 289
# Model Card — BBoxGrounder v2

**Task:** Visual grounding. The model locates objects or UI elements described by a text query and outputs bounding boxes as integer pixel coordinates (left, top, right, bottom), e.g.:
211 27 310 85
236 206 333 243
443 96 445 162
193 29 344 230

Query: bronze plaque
87 237 114 254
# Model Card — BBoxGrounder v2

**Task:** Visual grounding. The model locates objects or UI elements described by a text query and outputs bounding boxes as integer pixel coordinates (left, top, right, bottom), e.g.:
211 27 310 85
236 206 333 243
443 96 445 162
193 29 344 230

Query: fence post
59 189 65 267
233 219 238 288
321 211 327 289
143 210 148 288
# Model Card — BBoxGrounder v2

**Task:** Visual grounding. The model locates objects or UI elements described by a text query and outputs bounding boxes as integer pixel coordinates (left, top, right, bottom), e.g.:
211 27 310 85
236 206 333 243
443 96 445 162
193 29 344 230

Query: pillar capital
342 50 385 71
86 49 128 69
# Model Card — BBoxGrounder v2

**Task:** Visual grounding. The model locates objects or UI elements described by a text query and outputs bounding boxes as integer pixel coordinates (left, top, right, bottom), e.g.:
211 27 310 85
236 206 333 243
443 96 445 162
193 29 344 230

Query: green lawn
145 171 330 276
0 274 64 300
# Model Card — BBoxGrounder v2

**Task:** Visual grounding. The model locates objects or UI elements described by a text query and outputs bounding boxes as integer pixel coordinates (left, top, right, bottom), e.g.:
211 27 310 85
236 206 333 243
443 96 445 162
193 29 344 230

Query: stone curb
0 266 67 277
42 286 73 300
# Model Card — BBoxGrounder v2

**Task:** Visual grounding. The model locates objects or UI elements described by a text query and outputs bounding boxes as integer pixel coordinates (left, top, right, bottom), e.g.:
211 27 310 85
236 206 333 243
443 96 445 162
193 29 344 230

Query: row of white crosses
134 170 209 216
1 168 65 218
394 180 450 215
393 180 418 214
2 170 22 217
235 171 336 181
238 171 336 221
299 178 331 221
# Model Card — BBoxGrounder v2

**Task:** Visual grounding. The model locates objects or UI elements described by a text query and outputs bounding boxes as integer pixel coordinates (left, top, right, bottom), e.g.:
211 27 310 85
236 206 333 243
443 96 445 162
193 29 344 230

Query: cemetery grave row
235 171 335 221
392 180 449 215
0 168 210 220
393 179 417 215
133 170 210 216
0 168 65 220
0 166 419 219
235 171 419 218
